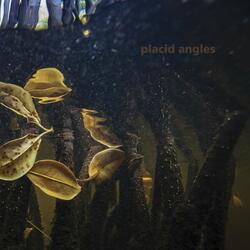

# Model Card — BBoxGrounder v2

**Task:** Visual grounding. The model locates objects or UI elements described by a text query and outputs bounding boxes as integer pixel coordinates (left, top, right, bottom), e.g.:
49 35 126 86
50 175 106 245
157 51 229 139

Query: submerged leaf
0 82 44 128
0 130 52 181
86 148 125 184
24 68 72 104
142 170 153 186
24 227 33 240
38 96 64 104
25 68 65 87
81 108 122 147
232 195 243 208
142 169 153 205
27 160 81 200
82 108 98 115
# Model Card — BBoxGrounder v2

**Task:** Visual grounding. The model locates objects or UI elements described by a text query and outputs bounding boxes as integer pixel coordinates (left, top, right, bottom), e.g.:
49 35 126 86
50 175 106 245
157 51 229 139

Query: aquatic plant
0 1 249 250
0 68 125 202
0 82 44 129
81 108 122 147
0 68 83 201
27 160 81 200
0 130 51 181
85 147 125 184
24 68 72 104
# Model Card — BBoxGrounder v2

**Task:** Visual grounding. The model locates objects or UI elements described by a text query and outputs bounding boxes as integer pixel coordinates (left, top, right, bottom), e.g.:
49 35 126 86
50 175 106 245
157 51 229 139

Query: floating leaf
0 129 52 181
27 160 81 200
24 68 72 104
86 148 125 184
0 82 45 129
81 108 122 147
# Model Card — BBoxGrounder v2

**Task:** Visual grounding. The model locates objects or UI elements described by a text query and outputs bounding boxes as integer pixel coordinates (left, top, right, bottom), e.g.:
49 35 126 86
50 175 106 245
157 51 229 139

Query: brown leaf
0 82 46 129
81 108 122 147
232 195 243 208
24 68 72 104
27 160 81 200
0 129 52 181
86 148 125 184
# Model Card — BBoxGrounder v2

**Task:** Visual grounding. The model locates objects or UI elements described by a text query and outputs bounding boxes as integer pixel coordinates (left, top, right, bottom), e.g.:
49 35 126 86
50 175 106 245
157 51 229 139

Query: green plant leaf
27 160 81 200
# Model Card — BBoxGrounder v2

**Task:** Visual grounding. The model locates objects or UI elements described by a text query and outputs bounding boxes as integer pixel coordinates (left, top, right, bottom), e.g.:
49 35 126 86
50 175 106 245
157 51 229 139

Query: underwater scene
0 0 250 249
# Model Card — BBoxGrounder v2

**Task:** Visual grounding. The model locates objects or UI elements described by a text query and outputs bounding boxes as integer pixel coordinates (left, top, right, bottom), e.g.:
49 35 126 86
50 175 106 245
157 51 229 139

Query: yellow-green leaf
27 160 81 200
25 68 66 88
0 130 51 181
81 108 122 148
0 82 46 130
86 148 125 184
24 68 72 104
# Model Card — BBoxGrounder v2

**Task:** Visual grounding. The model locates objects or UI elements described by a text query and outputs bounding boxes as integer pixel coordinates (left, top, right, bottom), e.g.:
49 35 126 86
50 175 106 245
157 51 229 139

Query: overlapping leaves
0 68 80 200
81 108 122 148
81 108 125 184
24 68 72 104
0 69 125 198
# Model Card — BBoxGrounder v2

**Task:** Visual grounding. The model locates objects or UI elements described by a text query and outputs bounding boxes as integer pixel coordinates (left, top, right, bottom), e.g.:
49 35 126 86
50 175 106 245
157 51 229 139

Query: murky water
0 1 249 250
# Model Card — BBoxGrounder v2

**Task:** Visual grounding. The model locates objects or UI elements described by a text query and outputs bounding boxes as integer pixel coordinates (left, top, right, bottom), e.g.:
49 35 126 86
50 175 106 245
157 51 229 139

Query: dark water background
0 0 250 249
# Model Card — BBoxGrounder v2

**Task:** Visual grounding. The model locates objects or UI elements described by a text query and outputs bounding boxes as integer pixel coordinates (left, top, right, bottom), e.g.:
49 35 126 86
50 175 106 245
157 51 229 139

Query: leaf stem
41 127 54 135
26 219 51 241
35 121 53 132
